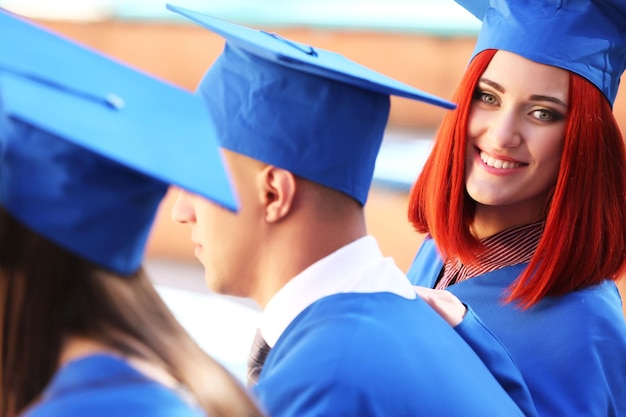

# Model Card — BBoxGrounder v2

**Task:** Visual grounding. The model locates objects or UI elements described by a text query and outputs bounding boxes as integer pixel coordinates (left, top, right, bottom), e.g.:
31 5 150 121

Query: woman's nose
486 110 523 148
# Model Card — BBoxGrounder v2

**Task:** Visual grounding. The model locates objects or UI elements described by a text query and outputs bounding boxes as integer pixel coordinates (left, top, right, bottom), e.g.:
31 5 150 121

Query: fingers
414 286 467 327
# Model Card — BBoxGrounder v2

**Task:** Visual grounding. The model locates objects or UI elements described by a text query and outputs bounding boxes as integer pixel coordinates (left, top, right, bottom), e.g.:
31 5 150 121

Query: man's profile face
172 150 265 298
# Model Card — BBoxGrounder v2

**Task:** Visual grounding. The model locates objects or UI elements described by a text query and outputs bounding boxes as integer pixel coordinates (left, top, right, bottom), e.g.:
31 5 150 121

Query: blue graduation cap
167 4 456 205
457 0 626 106
0 9 237 275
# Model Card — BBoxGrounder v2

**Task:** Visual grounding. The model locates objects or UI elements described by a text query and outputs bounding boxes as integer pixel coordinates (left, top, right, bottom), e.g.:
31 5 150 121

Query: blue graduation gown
408 238 626 417
253 292 529 417
23 354 205 417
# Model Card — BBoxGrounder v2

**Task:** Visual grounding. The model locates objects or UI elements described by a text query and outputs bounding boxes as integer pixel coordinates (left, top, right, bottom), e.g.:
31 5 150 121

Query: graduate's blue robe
253 291 531 417
23 354 204 417
408 238 626 417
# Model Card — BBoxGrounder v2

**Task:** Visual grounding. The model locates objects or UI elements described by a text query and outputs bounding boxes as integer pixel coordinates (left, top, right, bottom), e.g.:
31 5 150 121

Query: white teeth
479 151 522 169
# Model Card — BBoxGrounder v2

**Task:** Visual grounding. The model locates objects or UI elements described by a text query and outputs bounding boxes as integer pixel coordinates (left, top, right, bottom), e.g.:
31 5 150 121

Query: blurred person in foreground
0 9 264 417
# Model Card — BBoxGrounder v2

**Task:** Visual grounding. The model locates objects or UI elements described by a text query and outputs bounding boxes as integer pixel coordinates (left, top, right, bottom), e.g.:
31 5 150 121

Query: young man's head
172 150 366 306
168 5 455 305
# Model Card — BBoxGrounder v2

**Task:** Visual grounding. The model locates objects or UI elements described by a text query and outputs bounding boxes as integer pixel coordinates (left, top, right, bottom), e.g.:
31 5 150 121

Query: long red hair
409 49 626 308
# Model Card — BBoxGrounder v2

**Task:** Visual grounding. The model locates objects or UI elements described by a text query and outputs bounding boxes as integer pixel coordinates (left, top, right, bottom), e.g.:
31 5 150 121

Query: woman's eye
479 92 497 105
531 109 559 121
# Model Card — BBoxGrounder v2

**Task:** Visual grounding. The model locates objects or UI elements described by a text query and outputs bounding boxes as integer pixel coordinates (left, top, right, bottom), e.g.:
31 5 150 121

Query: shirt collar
438 221 545 289
260 235 415 347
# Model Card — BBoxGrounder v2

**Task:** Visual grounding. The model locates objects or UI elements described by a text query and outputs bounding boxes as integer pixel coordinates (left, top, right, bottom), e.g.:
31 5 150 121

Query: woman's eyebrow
479 78 568 108
478 78 504 93
529 94 568 108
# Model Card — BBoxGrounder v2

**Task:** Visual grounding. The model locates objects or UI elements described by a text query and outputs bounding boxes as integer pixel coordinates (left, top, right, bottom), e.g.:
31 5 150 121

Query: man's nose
171 188 196 224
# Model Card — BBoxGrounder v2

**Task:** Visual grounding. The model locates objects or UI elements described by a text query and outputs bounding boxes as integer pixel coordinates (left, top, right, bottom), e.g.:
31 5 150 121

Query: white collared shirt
260 235 416 347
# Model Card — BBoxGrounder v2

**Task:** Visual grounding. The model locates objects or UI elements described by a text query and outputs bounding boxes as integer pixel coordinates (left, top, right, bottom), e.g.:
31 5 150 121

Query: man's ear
256 166 297 223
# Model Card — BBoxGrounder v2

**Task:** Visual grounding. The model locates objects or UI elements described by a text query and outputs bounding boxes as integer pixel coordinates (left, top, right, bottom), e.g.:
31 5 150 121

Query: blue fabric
167 4 455 205
254 292 530 417
455 306 537 416
455 0 626 105
197 42 389 206
0 122 166 276
22 355 205 417
0 9 237 275
409 238 626 416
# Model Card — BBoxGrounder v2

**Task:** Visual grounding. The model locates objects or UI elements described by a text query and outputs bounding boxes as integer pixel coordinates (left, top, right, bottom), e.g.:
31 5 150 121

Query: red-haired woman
407 1 626 416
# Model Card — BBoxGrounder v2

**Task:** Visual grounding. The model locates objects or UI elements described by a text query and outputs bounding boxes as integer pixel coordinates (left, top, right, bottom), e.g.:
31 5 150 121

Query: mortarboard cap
0 9 237 275
456 0 626 105
167 4 456 205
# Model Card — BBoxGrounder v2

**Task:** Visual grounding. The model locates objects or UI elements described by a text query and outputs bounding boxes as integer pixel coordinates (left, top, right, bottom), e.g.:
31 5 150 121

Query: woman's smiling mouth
477 148 526 169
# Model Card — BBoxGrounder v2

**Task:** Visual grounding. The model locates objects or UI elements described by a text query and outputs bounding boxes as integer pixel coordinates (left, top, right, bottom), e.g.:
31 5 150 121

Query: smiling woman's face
465 50 569 227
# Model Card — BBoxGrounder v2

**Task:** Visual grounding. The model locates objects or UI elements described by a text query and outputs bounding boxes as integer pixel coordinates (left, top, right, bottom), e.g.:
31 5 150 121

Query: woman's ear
256 166 297 223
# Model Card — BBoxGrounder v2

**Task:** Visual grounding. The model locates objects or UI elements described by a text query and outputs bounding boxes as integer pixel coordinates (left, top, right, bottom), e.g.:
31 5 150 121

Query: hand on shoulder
414 287 467 327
